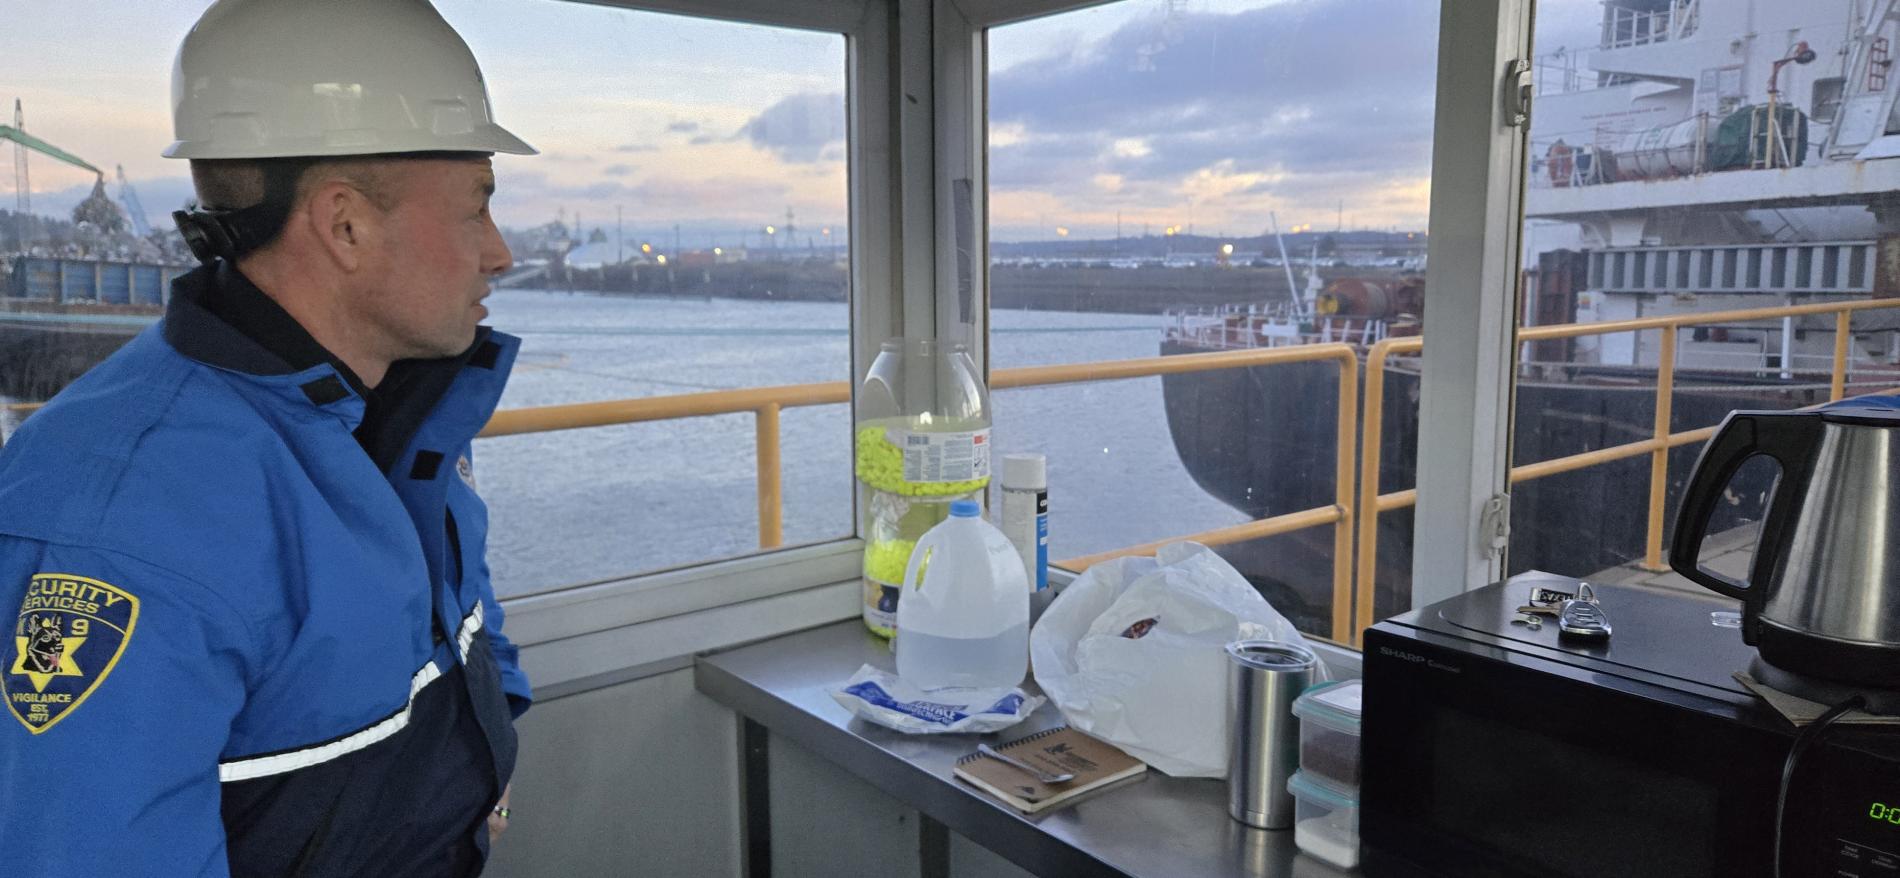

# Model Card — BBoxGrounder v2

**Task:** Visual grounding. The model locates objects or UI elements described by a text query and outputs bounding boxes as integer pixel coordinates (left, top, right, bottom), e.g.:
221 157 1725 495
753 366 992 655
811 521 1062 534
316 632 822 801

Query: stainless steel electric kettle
1671 407 1900 689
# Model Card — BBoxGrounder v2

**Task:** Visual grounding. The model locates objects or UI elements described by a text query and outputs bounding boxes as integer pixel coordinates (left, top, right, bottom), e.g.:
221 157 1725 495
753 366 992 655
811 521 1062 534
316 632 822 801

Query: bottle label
1002 487 1048 592
888 428 991 483
1034 495 1048 592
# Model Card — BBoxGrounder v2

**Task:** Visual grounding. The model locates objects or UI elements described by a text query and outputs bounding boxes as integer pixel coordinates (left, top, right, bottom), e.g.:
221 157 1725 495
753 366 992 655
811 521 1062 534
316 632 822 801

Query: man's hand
488 784 511 844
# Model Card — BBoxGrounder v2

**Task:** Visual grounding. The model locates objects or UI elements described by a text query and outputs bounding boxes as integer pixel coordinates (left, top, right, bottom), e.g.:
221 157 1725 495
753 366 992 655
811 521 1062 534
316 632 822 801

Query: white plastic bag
1029 542 1318 777
830 665 1044 735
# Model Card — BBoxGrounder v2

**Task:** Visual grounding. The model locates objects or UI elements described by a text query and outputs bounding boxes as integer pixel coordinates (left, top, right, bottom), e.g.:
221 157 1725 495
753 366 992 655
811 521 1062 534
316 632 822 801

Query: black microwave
1360 576 1900 878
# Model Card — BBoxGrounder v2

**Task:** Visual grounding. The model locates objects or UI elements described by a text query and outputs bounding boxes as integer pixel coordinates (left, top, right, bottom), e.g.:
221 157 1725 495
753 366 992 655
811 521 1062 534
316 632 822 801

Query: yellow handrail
480 343 1364 642
16 296 1899 648
1353 298 1900 645
1025 346 1363 644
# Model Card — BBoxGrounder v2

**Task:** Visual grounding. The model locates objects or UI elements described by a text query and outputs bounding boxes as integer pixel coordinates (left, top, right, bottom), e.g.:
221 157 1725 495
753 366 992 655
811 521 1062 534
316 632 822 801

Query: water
478 288 1248 597
894 622 1030 690
2 288 1250 598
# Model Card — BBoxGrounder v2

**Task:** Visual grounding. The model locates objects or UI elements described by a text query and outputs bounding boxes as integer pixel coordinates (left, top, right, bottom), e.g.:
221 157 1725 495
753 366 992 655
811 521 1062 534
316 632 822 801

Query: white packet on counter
830 665 1043 735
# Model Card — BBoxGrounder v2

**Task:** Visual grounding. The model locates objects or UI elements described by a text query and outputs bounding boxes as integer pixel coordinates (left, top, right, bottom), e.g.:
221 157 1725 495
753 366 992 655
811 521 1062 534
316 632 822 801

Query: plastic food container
1288 770 1360 870
1291 679 1363 792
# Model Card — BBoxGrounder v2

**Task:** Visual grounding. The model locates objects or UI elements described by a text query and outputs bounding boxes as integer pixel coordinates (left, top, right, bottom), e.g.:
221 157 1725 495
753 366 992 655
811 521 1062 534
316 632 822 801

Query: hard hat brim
163 122 536 160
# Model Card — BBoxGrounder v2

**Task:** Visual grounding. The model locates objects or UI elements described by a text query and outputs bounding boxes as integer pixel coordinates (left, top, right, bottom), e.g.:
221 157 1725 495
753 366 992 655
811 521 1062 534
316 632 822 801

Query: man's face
353 158 511 362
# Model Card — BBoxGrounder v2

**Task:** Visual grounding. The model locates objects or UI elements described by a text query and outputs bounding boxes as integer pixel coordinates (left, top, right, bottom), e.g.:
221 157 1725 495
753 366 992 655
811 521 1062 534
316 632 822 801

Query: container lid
1292 680 1363 732
1822 405 1900 427
949 499 981 518
1002 453 1046 487
1224 640 1319 671
1288 770 1358 808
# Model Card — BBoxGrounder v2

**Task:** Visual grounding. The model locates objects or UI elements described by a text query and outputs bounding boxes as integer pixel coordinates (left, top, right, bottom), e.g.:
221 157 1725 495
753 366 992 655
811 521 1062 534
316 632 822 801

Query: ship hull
1160 338 1820 633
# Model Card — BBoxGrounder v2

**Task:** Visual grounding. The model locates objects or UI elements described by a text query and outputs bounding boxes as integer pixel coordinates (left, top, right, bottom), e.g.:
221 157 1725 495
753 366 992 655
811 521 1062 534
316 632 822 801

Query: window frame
503 0 1541 686
968 0 1538 617
499 0 883 675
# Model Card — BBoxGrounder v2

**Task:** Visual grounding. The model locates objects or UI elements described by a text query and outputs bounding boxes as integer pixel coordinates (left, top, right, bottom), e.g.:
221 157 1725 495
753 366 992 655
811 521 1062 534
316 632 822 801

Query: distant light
713 247 723 255
1056 226 1070 237
821 227 831 236
641 243 652 253
656 254 668 265
765 225 776 235
1221 243 1234 255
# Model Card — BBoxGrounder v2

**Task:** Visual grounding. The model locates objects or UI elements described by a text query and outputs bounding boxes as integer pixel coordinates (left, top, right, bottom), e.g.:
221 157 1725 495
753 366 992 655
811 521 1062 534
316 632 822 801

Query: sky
4 0 1601 245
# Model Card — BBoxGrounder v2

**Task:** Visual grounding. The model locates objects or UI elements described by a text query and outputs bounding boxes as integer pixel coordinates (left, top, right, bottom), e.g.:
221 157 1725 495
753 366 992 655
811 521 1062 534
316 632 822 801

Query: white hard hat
163 0 535 160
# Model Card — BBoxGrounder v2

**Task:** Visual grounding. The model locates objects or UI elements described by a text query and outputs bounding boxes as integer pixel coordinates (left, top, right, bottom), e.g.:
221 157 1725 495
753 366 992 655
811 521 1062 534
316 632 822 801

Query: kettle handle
1668 410 1821 613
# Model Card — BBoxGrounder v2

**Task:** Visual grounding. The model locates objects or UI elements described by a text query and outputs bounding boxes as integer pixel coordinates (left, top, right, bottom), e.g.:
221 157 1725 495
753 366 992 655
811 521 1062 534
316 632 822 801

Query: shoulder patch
456 454 477 490
5 574 140 734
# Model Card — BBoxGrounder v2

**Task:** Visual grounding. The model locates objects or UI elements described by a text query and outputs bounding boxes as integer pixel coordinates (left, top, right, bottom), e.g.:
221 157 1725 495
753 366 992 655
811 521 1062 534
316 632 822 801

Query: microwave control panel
1817 760 1900 877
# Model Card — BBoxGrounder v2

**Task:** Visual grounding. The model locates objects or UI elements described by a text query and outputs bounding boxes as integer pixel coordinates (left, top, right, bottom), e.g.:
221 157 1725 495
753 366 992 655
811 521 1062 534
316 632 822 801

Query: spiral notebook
952 726 1148 814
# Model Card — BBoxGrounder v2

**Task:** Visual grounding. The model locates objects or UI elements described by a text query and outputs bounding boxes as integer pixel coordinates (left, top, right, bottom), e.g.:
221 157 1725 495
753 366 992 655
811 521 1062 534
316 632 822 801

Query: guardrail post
1331 351 1359 645
756 403 783 549
1644 327 1678 570
1833 311 1851 401
1354 341 1395 644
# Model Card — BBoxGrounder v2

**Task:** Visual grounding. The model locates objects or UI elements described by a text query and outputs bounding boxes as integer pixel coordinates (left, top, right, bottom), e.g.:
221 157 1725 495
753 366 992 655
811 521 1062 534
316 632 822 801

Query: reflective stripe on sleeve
217 661 443 783
455 601 483 663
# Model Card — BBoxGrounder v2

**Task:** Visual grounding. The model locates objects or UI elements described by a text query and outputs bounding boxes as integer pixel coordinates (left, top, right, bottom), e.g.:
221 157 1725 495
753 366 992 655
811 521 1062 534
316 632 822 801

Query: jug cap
949 499 981 517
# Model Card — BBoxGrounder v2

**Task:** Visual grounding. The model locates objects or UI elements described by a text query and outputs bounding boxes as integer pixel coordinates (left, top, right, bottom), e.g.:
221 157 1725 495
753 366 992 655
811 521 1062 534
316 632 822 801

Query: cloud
603 164 636 177
689 134 717 146
986 0 1439 232
667 121 700 133
614 143 657 153
487 168 796 229
738 92 846 163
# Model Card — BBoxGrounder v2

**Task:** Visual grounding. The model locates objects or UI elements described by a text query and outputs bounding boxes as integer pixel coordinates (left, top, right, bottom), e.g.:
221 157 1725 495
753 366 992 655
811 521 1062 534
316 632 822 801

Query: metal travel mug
1226 639 1318 829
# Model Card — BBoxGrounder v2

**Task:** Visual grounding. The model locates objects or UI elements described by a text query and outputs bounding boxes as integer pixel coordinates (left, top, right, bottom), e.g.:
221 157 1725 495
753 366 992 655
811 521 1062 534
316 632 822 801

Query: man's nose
482 217 513 276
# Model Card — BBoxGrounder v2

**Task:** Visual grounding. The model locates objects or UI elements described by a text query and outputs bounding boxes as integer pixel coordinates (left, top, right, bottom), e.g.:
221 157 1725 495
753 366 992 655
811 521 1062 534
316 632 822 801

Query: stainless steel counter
694 620 1355 878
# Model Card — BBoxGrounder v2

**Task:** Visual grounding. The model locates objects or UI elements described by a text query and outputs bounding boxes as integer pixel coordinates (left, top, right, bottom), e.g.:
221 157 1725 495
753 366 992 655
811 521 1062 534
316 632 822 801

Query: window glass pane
1512 0 1900 588
988 0 1439 639
2 2 851 598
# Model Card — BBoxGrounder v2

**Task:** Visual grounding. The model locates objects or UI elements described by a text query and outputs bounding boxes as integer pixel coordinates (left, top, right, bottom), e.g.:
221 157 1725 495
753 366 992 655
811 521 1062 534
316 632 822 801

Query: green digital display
1873 802 1900 825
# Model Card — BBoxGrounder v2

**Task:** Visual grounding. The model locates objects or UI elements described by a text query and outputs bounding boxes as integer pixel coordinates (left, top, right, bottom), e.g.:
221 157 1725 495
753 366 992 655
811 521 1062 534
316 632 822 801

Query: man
0 1 535 874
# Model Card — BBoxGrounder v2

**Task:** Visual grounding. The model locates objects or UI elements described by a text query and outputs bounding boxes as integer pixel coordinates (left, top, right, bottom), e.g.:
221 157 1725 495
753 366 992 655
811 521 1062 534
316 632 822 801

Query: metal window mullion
934 0 987 370
848 0 900 550
897 0 939 345
1410 0 1535 606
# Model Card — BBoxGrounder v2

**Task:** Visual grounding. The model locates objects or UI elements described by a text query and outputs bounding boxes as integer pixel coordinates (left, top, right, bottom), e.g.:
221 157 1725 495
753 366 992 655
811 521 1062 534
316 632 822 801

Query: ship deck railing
1356 297 1900 645
8 298 1900 647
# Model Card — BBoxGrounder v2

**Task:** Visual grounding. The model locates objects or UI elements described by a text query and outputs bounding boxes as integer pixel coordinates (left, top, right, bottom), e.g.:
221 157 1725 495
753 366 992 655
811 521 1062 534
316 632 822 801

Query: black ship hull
1159 338 1825 635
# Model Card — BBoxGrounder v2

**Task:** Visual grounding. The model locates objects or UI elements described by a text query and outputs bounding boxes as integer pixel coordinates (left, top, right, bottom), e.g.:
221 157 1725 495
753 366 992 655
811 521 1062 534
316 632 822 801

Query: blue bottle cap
949 499 980 517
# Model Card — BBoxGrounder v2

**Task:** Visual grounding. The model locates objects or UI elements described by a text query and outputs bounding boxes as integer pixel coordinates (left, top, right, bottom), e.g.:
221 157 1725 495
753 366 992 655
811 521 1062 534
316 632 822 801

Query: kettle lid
1820 404 1900 427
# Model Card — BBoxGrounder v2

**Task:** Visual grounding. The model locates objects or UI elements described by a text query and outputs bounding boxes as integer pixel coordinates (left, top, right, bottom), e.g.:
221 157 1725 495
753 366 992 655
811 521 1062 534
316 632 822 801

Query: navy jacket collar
161 261 509 473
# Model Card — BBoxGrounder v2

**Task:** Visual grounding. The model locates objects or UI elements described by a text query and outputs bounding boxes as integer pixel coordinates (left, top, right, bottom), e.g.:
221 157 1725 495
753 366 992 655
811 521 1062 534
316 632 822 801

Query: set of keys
1511 583 1613 641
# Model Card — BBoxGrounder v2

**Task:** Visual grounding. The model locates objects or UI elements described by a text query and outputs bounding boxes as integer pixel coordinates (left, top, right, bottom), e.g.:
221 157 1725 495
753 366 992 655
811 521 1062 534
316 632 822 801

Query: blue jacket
0 266 529 876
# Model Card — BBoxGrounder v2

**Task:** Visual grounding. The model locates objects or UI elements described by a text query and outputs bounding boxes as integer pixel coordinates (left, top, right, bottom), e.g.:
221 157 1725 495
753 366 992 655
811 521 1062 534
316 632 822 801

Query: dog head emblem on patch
23 615 64 674
6 574 140 735
456 455 477 490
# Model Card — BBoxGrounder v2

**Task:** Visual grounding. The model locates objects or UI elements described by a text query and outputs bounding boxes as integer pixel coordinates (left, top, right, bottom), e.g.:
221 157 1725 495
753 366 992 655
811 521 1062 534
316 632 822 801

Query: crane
4 99 103 213
115 165 151 237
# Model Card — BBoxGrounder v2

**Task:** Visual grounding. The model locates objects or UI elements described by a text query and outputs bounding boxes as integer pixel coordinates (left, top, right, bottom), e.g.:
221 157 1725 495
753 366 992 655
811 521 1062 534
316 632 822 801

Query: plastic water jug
895 500 1029 690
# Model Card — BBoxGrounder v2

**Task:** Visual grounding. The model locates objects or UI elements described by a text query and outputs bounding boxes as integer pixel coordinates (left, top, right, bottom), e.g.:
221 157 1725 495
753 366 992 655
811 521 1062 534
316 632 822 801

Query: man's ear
301 179 381 273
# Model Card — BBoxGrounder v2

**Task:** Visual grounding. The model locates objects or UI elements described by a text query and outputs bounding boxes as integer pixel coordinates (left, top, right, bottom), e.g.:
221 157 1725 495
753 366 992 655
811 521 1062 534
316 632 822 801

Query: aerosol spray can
1000 454 1048 610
